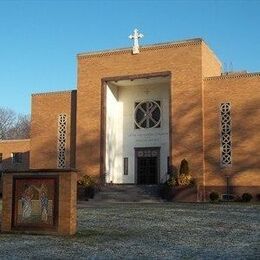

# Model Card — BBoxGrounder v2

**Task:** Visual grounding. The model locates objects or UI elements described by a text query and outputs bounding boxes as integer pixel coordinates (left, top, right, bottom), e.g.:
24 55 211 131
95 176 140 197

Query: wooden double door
135 147 160 185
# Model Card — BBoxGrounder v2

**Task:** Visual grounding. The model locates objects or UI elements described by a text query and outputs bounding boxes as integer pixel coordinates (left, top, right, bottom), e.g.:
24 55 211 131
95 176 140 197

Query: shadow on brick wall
203 97 260 198
0 151 30 194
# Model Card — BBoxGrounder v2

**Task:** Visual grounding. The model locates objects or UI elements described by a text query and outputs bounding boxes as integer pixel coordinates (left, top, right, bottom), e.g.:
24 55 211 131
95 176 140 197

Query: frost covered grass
0 202 259 259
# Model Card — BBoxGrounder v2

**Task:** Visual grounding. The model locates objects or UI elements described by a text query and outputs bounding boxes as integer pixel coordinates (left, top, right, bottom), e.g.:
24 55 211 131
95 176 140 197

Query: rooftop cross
129 29 144 54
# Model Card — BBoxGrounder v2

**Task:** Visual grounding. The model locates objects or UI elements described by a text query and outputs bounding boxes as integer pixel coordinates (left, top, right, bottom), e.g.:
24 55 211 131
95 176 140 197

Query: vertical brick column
1 174 13 232
58 171 77 235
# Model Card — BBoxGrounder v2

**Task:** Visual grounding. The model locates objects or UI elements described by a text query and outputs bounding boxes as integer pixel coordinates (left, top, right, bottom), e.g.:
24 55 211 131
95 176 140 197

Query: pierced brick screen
57 114 67 168
220 103 232 167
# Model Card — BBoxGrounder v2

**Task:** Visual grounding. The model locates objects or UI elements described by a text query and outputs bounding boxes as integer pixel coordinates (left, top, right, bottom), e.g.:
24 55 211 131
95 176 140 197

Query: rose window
134 100 161 129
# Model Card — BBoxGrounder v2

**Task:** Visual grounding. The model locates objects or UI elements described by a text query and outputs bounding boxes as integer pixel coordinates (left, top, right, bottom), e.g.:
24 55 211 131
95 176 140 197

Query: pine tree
179 159 189 175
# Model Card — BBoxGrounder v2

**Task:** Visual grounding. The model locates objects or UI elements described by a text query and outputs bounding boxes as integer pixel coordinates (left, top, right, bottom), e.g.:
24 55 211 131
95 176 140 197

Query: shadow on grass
71 227 143 246
77 228 140 238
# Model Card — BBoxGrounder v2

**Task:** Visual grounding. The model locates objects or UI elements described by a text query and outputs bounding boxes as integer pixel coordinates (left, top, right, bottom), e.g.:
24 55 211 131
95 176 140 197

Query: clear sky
0 0 259 115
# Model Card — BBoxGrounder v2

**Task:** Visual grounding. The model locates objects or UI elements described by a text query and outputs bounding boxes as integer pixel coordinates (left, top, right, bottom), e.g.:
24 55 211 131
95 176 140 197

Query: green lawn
0 202 259 259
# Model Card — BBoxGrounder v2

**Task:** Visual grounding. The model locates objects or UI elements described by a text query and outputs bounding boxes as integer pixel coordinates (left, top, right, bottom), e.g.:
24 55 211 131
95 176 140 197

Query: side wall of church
204 74 260 198
77 40 205 182
0 139 30 171
30 90 77 169
201 41 222 78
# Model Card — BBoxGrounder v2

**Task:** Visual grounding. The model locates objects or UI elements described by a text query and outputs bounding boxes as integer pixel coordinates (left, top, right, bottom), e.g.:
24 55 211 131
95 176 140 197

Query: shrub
85 186 95 199
166 173 178 187
78 175 95 187
178 173 193 186
189 178 196 186
166 159 194 187
179 159 189 175
160 159 195 200
159 183 172 200
178 159 194 186
241 193 253 202
78 175 96 199
209 191 220 202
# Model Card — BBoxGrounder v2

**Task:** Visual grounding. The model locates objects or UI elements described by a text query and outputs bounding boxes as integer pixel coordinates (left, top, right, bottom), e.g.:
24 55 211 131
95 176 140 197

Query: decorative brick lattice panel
220 103 232 167
57 114 67 168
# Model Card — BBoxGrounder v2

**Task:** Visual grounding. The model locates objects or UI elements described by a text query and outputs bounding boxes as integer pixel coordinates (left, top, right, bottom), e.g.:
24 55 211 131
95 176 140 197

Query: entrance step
92 185 162 203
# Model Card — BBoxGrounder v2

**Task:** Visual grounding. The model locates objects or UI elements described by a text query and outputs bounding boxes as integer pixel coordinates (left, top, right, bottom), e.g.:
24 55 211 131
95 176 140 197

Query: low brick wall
1 169 77 235
205 186 260 201
168 186 199 202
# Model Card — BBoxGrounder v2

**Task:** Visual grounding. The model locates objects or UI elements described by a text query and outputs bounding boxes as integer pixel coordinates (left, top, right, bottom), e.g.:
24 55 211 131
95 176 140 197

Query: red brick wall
2 38 258 201
0 139 30 171
30 90 77 169
201 41 222 78
203 73 260 197
76 39 220 182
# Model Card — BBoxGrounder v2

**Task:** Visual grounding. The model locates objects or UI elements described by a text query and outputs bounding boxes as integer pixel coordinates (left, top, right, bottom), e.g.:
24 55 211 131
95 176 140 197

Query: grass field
0 202 259 259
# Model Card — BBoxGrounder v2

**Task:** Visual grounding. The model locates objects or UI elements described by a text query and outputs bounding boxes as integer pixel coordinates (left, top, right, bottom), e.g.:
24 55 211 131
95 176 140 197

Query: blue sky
0 0 259 115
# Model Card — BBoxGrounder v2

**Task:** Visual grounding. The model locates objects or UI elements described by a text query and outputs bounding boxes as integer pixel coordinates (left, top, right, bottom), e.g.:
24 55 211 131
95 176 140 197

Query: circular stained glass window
134 100 161 129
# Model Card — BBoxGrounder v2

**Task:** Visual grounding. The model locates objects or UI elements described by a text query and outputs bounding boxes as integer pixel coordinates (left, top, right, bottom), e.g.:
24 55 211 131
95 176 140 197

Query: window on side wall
123 158 128 175
0 153 2 163
12 153 23 164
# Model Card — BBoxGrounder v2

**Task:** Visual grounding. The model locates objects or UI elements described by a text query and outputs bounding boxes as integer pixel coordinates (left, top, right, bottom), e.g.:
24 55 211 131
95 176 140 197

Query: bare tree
8 114 31 139
0 107 30 140
0 107 16 139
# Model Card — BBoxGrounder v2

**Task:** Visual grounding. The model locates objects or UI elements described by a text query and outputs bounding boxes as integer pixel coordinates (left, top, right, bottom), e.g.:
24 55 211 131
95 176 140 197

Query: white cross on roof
129 29 144 54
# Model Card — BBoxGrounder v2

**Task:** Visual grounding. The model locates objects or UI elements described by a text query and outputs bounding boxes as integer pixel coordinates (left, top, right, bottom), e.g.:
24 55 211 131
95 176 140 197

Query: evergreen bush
78 175 96 199
179 159 189 175
161 159 195 200
241 193 253 202
209 191 220 202
178 173 192 186
178 159 194 186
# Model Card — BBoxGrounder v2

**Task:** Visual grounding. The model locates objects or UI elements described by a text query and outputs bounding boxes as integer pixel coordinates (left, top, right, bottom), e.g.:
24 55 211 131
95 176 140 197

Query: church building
1 31 259 201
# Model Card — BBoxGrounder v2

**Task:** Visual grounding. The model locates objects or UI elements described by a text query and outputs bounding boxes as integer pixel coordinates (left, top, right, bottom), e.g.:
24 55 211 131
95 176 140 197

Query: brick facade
76 39 218 186
0 139 30 171
1 38 259 201
30 90 77 169
203 73 260 198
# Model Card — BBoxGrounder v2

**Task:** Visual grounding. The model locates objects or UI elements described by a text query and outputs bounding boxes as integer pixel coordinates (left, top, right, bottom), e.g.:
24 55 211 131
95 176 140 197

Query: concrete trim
77 38 203 58
32 90 76 97
204 72 260 81
0 139 30 143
